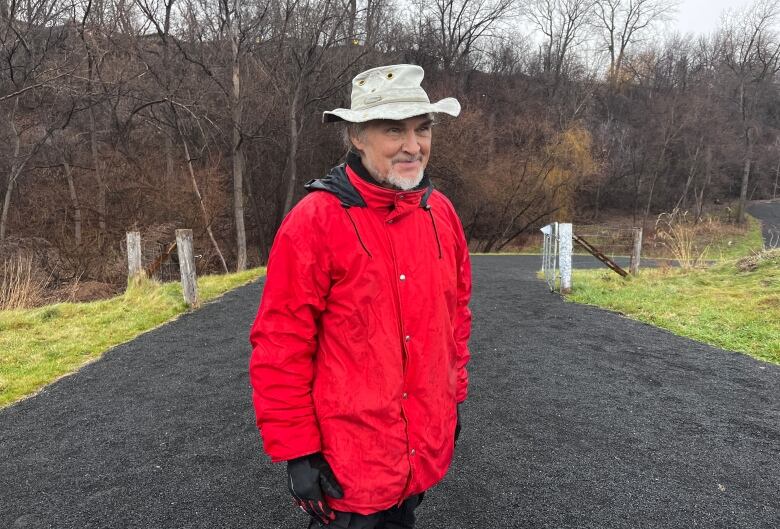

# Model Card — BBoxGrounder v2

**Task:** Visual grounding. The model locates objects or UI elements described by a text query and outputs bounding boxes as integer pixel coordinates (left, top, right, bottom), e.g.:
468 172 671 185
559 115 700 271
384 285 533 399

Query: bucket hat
323 64 461 123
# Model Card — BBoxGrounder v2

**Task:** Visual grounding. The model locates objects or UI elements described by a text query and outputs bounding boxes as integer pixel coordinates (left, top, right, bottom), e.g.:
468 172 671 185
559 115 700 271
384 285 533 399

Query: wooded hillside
2 0 779 287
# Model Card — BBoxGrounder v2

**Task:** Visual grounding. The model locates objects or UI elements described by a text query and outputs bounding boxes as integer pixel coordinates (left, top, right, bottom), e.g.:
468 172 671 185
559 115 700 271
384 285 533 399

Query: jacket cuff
262 425 322 463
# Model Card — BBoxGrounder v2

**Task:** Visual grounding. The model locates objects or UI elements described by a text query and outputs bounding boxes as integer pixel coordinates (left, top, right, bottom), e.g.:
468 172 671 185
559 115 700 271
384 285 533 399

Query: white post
553 222 559 288
176 229 199 307
126 231 143 282
630 227 643 275
558 223 573 293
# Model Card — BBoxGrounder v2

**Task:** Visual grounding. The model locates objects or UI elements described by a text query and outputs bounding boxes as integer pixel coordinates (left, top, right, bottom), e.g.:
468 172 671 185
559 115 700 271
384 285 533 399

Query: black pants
307 493 424 529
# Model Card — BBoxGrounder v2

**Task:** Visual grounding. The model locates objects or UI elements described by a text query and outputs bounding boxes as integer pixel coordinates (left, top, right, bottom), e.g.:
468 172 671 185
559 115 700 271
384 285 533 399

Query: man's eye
387 128 401 134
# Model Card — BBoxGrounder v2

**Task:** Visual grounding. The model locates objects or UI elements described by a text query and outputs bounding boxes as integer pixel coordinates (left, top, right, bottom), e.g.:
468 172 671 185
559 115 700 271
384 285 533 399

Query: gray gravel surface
747 199 780 248
1 256 778 529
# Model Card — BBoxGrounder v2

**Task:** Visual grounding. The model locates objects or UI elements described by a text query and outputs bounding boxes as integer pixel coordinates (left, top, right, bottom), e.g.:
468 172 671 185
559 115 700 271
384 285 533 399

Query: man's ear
350 133 365 152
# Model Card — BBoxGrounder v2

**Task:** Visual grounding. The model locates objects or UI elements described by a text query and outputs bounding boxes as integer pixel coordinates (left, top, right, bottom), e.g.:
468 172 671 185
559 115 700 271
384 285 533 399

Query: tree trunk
642 174 659 235
89 105 107 233
749 181 760 201
365 0 375 46
165 133 174 183
642 115 674 233
243 170 268 264
736 80 750 224
594 181 602 221
347 0 356 40
465 207 481 244
1 101 22 242
63 160 82 245
231 11 247 271
282 83 302 215
632 161 644 226
481 236 498 254
1 169 16 242
694 146 712 221
737 134 752 224
675 141 701 212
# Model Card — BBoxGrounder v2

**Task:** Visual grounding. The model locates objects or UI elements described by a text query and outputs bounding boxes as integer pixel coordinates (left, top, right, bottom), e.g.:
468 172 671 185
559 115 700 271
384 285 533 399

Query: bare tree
413 0 514 72
717 0 780 223
222 0 250 271
592 0 679 83
260 0 366 217
0 0 75 241
209 0 274 270
524 0 594 95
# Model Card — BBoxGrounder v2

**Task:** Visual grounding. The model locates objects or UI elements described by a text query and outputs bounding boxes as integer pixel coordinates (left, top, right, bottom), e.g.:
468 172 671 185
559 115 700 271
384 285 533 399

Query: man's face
351 115 432 191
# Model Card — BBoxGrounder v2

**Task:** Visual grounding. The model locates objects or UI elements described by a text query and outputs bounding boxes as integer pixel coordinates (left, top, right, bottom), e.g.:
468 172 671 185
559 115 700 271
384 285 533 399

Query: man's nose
401 129 421 154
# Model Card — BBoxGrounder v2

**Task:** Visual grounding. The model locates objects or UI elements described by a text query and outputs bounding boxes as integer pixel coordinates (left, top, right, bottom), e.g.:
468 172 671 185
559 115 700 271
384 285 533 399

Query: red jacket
249 158 472 515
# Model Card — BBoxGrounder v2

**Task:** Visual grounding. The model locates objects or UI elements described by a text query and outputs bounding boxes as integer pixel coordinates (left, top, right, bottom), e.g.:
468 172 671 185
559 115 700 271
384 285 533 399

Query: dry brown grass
654 209 714 268
0 253 47 310
736 248 780 272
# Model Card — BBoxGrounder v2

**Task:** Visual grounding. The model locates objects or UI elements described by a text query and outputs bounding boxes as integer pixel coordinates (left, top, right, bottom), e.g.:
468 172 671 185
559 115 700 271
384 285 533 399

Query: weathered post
559 223 573 294
126 231 143 282
630 227 643 275
176 229 199 307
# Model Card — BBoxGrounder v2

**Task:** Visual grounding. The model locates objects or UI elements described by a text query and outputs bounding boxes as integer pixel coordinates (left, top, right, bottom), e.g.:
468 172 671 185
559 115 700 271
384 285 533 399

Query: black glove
287 452 344 525
454 404 461 447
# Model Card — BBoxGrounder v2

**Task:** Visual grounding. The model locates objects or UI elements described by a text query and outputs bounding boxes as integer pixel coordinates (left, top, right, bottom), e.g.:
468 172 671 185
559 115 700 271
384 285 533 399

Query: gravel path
1 256 778 529
747 199 780 248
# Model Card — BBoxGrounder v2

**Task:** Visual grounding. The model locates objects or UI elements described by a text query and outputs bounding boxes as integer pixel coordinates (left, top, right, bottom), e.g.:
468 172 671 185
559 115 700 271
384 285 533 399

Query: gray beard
362 156 425 190
384 168 425 190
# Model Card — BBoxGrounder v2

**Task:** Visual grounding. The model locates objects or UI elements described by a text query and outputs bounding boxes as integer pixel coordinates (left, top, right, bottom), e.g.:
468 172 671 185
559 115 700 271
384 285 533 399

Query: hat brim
322 97 460 124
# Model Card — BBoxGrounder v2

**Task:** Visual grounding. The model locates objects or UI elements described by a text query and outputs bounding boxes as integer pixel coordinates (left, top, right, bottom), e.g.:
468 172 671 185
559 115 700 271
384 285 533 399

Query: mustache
392 155 423 164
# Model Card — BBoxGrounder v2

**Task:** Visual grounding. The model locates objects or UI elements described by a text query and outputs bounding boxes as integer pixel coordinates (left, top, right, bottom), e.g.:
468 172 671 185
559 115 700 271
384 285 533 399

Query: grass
642 213 764 262
0 268 265 408
565 249 780 364
702 215 765 260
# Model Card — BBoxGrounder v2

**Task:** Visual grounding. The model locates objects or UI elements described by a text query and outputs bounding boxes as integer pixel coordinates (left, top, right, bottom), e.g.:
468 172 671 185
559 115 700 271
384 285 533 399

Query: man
249 64 472 529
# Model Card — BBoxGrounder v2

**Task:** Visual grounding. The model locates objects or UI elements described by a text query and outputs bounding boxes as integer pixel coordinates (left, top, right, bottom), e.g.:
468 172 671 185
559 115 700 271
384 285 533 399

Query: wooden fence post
630 227 643 275
126 231 143 282
176 229 199 307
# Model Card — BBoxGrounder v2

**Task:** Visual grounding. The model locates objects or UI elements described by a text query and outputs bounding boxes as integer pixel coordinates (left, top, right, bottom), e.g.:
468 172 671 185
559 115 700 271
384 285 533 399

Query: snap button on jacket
249 163 472 515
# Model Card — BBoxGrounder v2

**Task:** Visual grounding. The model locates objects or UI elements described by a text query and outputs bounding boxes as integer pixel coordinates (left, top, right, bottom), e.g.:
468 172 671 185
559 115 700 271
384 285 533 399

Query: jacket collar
304 154 435 212
345 151 432 213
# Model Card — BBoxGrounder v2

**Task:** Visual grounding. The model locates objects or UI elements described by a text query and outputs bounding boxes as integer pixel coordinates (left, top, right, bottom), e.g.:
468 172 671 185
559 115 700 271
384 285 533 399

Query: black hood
304 164 366 207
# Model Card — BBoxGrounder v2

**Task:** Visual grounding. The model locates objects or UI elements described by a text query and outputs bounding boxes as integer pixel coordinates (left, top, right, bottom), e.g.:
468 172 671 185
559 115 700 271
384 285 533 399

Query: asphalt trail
1 256 778 528
747 199 780 248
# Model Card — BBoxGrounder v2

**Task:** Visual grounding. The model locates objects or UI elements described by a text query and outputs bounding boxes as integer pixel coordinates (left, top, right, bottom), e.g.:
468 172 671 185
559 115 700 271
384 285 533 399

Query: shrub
654 209 712 269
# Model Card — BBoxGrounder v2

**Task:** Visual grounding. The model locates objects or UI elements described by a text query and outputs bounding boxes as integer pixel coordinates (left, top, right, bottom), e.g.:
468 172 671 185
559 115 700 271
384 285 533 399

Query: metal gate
541 223 559 292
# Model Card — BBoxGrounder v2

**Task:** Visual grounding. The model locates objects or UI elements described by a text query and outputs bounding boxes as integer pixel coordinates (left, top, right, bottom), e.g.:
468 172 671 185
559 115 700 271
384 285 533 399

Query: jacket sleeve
249 205 330 462
452 210 472 404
